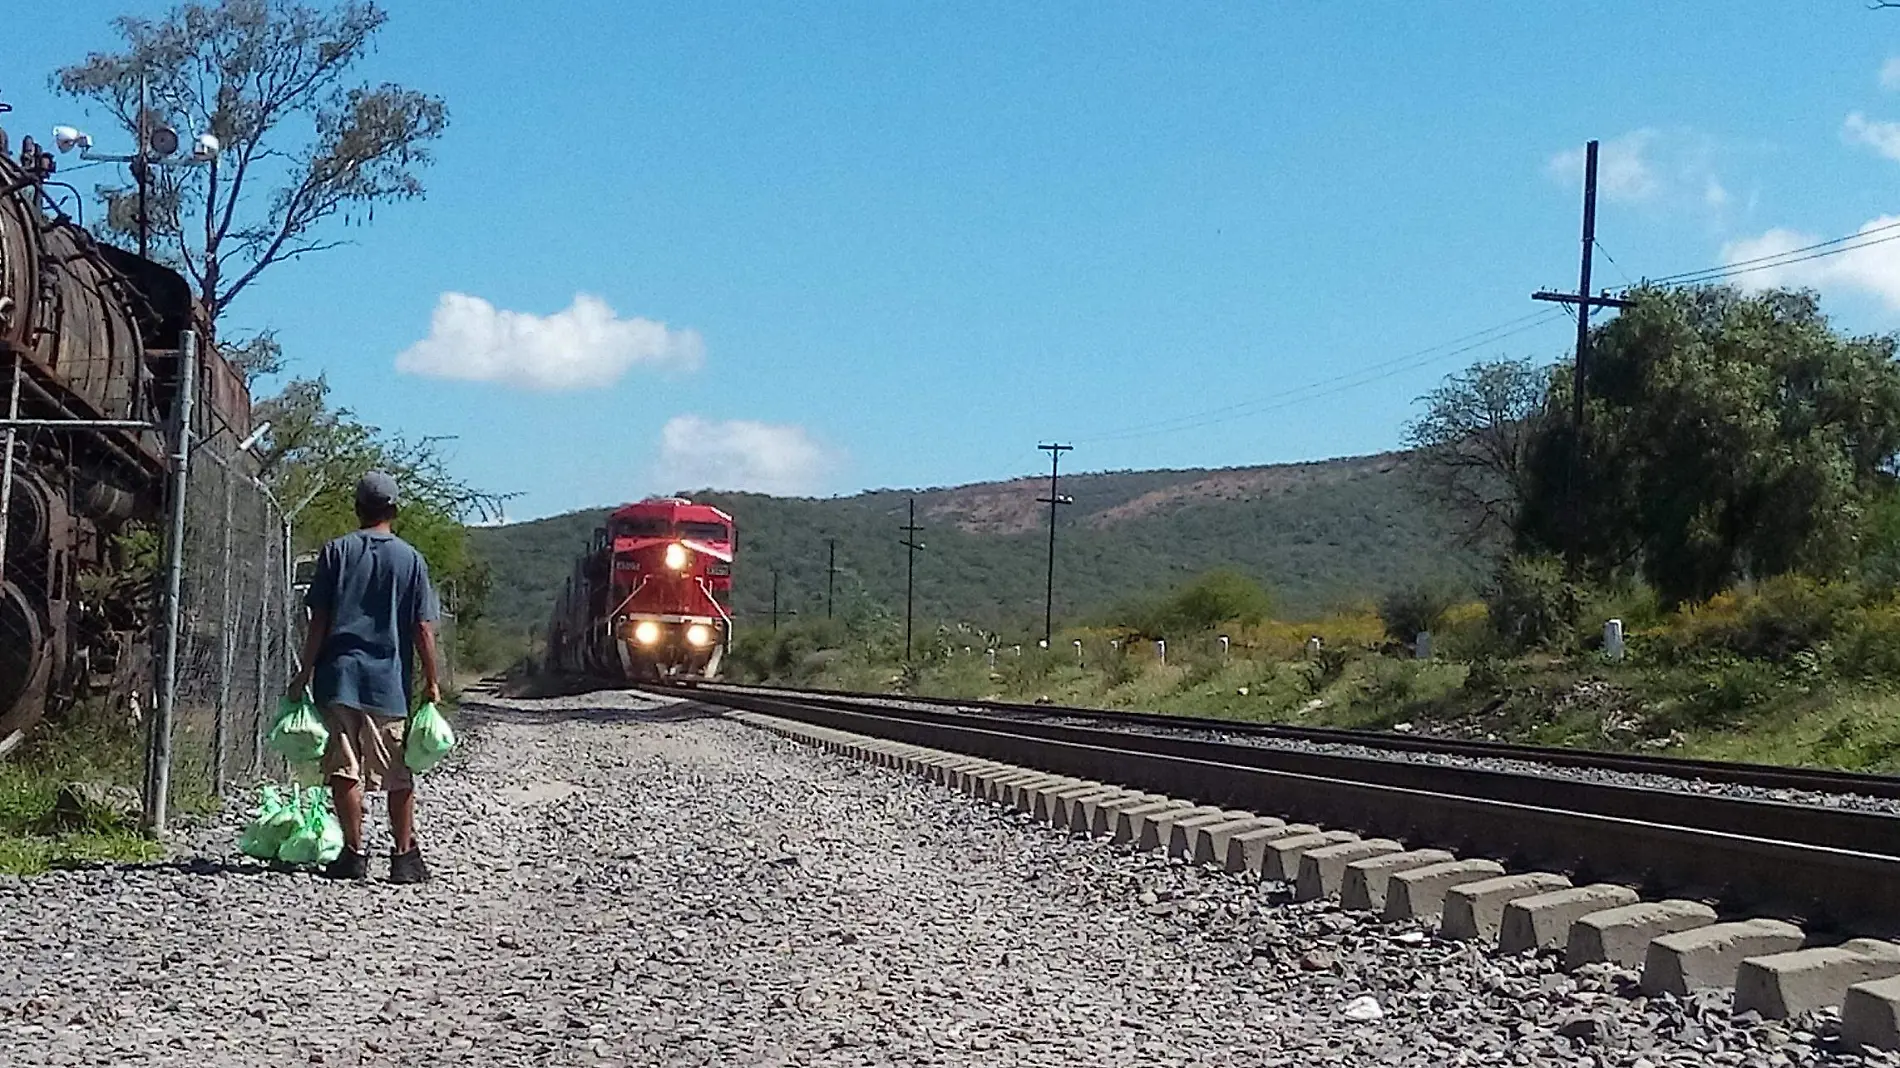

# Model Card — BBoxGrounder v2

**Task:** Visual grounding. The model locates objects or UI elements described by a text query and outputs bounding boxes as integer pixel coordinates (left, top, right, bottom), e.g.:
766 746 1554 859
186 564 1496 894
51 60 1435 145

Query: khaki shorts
320 705 414 793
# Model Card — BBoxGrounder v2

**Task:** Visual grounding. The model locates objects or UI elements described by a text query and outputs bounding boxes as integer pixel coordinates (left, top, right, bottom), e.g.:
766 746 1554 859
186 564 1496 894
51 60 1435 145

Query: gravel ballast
2 691 1895 1067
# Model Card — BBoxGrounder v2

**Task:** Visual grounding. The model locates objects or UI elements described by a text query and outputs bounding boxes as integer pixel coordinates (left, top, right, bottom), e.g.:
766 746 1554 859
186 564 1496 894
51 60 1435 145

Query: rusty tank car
0 134 254 755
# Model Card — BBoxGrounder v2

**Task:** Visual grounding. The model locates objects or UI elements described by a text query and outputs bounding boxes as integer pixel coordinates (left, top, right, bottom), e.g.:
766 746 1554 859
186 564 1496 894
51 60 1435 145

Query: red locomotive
546 497 735 682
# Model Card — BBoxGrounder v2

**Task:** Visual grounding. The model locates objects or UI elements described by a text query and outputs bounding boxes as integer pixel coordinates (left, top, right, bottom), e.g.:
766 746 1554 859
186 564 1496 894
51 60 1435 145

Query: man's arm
289 542 336 697
289 608 330 697
415 620 442 704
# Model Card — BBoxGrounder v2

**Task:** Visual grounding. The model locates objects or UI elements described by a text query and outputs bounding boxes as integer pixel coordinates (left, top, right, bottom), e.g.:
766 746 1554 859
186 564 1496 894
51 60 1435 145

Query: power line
1638 219 1900 289
1078 309 1567 445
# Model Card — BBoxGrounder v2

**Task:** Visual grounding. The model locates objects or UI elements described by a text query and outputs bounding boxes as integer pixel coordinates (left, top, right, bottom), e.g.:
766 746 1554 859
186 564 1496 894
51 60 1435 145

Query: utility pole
899 498 925 660
1037 443 1074 648
826 538 839 620
1533 140 1630 572
771 568 781 632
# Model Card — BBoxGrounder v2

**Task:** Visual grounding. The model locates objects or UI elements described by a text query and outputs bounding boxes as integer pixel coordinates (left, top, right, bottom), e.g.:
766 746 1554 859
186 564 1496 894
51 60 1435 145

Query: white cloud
1545 128 1733 215
649 415 835 496
395 292 704 390
1844 111 1900 162
1548 129 1661 202
1882 56 1900 91
1721 215 1900 310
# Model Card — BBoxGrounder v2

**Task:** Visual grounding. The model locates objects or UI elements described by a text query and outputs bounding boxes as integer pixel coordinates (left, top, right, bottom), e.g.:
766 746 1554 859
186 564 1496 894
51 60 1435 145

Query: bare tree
54 0 447 325
1403 358 1553 546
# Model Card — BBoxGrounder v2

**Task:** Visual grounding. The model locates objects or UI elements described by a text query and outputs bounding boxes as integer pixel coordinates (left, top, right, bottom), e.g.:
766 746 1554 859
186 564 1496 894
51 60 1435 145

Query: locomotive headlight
664 543 689 570
686 624 713 648
633 621 661 645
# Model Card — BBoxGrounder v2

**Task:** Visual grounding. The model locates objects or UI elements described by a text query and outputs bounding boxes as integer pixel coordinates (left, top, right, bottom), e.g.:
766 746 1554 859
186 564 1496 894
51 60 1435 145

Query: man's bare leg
389 788 415 855
331 775 366 852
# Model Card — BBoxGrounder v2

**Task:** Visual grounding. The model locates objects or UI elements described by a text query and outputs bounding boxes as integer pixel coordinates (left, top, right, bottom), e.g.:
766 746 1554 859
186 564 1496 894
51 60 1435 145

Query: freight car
0 137 254 754
547 497 735 682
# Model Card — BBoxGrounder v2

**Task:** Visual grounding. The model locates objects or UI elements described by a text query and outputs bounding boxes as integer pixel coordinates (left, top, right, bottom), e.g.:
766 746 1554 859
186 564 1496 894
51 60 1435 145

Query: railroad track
656 681 1900 928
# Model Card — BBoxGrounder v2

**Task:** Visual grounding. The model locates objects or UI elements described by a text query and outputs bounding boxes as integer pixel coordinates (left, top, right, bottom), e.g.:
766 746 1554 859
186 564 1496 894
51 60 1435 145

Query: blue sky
8 2 1900 520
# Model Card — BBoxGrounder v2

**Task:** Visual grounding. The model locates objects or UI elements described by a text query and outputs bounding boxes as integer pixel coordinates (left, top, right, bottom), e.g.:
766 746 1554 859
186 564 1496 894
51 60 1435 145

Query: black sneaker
388 846 430 885
320 848 368 881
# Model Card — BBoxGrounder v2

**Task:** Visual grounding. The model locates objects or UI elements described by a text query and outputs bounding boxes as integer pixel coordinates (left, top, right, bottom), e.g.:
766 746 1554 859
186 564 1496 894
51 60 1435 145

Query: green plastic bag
267 693 329 764
236 785 298 860
404 701 456 773
277 787 342 867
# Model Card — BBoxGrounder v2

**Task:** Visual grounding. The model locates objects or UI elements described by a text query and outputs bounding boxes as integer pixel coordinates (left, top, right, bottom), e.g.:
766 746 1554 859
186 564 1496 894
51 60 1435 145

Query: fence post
213 470 234 789
142 330 197 834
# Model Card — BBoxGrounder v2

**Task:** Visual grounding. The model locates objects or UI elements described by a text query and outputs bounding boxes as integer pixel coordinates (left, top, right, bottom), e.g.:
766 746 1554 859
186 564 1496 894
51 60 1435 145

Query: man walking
289 472 443 883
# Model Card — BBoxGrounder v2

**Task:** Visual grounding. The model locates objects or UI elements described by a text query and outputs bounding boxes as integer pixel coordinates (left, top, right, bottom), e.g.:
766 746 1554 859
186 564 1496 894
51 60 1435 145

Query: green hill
470 452 1486 638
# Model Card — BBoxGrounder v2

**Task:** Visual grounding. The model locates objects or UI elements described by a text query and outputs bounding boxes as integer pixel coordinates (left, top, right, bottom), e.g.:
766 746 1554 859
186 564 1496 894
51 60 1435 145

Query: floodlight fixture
192 134 221 162
147 124 180 157
237 420 271 453
51 126 90 153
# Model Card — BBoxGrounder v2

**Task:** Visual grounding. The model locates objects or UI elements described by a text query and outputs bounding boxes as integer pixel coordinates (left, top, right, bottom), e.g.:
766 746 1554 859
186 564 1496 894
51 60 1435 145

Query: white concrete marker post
1219 635 1230 659
1156 639 1167 665
1073 639 1083 665
1415 631 1432 660
1604 619 1626 661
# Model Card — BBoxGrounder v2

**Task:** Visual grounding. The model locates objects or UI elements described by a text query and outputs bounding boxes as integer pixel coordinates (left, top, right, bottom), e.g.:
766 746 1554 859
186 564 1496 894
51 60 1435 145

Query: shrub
1665 575 1860 662
1835 600 1900 678
1378 584 1458 643
1110 569 1273 639
1486 555 1583 651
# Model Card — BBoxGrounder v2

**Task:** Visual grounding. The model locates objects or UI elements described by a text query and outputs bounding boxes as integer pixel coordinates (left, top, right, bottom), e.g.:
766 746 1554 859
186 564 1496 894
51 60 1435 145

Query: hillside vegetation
470 453 1487 639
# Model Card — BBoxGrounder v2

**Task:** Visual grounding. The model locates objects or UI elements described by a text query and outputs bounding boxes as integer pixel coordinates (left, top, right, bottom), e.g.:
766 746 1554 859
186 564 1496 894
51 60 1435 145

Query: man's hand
422 679 442 705
286 671 311 701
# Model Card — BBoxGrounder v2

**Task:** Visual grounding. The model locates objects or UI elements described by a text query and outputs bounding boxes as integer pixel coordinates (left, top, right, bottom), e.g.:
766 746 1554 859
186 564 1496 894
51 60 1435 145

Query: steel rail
664 683 1900 937
690 679 1900 801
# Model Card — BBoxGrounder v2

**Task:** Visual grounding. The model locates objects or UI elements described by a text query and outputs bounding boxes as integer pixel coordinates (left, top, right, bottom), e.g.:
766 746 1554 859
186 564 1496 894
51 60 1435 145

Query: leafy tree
253 376 505 611
1405 358 1554 546
1378 582 1457 643
1518 285 1900 606
54 0 447 323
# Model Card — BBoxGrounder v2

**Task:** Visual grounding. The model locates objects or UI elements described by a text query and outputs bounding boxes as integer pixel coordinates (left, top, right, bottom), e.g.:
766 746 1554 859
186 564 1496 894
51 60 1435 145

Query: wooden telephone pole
1533 140 1631 570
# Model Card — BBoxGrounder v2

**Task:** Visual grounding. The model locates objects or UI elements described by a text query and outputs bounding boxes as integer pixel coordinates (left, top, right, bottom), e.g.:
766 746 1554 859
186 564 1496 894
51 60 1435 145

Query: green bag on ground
236 785 298 860
277 787 342 867
404 701 455 773
267 694 329 764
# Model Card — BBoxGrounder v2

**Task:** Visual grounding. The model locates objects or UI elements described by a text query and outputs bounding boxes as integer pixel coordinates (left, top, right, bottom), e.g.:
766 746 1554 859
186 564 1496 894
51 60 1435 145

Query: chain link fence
160 430 293 813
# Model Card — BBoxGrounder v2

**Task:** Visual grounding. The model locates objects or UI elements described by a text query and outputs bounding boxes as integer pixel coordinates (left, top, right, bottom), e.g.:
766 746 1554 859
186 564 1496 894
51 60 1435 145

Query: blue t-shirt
304 529 441 719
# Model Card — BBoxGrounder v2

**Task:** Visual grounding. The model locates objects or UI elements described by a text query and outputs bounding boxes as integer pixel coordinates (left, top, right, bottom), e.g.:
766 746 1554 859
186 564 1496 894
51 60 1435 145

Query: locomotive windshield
614 518 669 537
681 522 731 542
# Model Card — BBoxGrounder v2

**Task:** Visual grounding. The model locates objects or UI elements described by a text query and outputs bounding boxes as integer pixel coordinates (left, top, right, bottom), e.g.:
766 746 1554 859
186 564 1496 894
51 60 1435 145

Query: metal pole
1568 140 1599 573
826 539 836 620
143 330 195 833
136 73 150 261
771 569 780 633
0 354 22 588
899 498 924 661
905 502 914 660
1037 443 1073 648
212 472 233 789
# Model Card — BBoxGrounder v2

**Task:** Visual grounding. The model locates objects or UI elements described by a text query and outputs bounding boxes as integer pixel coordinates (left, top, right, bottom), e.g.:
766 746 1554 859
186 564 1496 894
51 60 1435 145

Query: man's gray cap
355 471 401 509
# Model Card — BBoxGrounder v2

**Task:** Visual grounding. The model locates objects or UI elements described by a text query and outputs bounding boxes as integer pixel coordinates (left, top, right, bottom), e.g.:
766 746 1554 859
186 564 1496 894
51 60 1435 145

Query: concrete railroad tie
1176 816 1284 865
1563 899 1717 970
1382 859 1507 923
1225 824 1321 878
1641 918 1808 997
1334 849 1455 911
1294 839 1405 902
1498 885 1642 954
1163 811 1266 861
1442 873 1573 942
1731 939 1900 1019
1844 975 1900 1053
1264 831 1364 884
